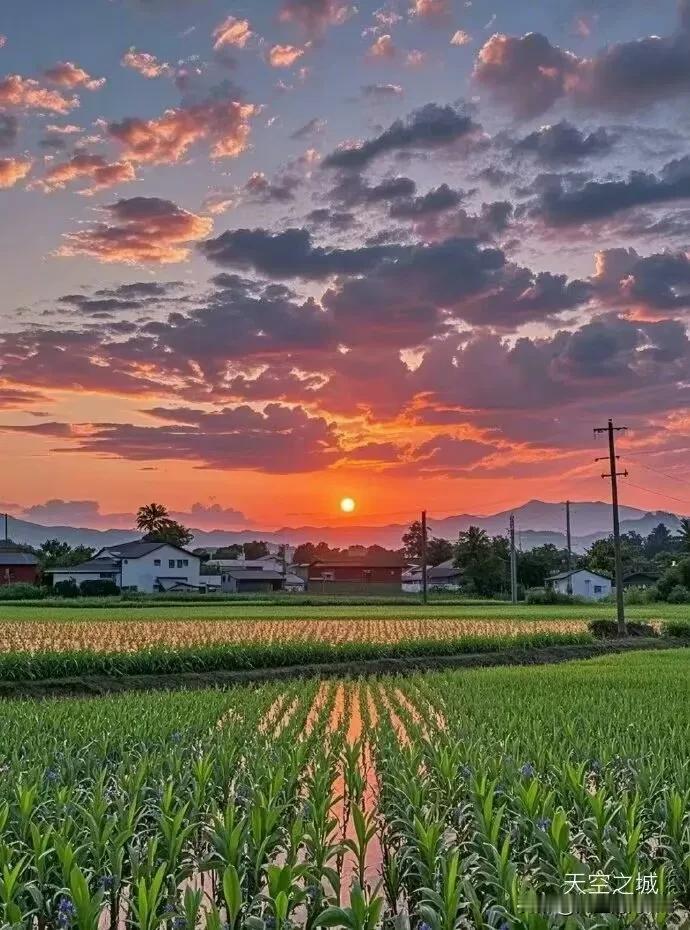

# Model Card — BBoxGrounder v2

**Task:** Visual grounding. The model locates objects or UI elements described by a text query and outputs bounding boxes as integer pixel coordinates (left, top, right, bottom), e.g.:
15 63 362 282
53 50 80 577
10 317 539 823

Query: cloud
323 103 481 170
530 154 690 226
0 74 77 112
121 48 171 78
411 0 450 20
6 404 341 474
0 157 31 188
108 97 258 162
513 120 616 164
475 12 690 116
0 36 6 48
328 172 417 207
34 154 136 194
361 82 404 98
44 61 105 90
199 226 402 280
58 196 213 264
279 0 354 36
18 498 247 529
594 247 690 312
212 16 253 49
451 30 472 46
244 171 301 203
368 35 397 59
290 116 326 139
0 381 46 408
407 434 494 475
268 45 305 68
388 182 464 218
0 114 18 147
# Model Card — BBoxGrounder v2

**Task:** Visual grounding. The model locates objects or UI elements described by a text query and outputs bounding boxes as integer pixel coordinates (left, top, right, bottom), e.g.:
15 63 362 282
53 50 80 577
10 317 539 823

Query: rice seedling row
0 650 687 928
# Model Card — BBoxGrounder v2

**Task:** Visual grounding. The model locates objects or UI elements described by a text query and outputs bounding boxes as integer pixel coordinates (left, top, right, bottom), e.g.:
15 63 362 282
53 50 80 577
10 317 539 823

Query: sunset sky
2 0 690 531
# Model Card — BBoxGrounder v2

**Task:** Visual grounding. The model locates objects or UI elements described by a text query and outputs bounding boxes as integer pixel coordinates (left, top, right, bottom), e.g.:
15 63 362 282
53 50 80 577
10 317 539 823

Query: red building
0 541 39 586
306 551 405 593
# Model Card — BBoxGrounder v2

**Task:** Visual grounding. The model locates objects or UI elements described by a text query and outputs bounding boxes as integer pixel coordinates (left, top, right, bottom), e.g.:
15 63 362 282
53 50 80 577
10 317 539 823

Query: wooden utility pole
421 510 428 605
509 514 518 604
565 501 573 595
594 419 628 635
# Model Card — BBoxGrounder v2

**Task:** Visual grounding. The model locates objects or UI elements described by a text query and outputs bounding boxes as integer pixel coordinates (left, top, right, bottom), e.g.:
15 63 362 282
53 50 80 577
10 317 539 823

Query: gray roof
0 552 38 566
52 558 120 574
547 569 611 582
429 559 461 580
97 540 197 559
225 568 284 581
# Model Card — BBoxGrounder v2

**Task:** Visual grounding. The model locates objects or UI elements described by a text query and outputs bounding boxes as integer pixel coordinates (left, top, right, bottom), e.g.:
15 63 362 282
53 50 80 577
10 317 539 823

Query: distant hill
3 500 681 554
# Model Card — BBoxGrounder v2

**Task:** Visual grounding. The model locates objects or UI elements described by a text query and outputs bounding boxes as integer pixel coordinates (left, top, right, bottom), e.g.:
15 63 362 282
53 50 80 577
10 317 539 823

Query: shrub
623 585 657 605
79 579 120 597
525 587 585 605
0 583 45 600
588 618 657 638
664 620 690 638
666 584 690 604
53 579 80 598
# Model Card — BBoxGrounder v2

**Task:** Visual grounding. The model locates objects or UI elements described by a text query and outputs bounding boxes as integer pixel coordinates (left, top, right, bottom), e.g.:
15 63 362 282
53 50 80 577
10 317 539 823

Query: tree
294 542 317 564
453 526 507 597
427 537 453 566
644 522 675 557
38 539 95 569
142 520 193 548
212 545 243 560
243 540 269 560
402 521 424 561
678 517 690 553
517 544 569 589
136 503 170 535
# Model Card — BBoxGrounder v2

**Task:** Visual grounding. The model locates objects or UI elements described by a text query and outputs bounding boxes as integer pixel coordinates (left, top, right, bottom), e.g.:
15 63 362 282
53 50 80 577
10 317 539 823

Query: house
218 562 306 593
0 540 39 586
546 568 612 600
51 540 200 593
403 559 462 593
307 550 405 594
623 570 660 589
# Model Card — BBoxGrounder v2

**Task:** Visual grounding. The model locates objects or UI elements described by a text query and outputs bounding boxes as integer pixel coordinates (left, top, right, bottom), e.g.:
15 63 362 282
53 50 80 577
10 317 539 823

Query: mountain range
2 500 681 554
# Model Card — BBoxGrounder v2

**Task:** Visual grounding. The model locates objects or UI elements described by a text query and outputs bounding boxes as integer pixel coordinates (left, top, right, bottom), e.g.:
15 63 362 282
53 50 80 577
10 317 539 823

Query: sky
2 0 690 532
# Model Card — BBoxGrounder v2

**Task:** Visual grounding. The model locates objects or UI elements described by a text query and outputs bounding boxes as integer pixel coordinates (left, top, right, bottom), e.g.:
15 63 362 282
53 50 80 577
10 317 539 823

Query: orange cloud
121 49 171 79
0 157 31 188
44 61 105 90
58 196 213 264
108 99 258 163
213 16 253 49
34 154 136 194
451 30 472 46
279 0 354 35
0 74 77 112
368 35 396 59
412 0 450 18
268 44 305 67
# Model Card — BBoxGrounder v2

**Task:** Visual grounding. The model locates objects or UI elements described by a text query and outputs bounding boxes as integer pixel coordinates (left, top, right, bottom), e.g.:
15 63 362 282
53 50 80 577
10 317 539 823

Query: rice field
0 650 687 928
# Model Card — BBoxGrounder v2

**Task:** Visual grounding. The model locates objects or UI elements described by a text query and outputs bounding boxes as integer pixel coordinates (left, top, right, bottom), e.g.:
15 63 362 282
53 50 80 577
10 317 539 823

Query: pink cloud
412 0 450 19
451 30 472 46
108 99 258 163
368 35 397 59
44 61 105 90
121 49 171 79
58 196 213 264
0 74 77 112
213 16 253 49
34 154 136 194
279 0 354 35
268 44 306 67
0 157 31 188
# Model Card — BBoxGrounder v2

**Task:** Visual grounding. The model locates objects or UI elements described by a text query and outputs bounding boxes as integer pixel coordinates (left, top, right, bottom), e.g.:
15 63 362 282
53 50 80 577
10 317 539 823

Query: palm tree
679 517 690 553
136 503 169 535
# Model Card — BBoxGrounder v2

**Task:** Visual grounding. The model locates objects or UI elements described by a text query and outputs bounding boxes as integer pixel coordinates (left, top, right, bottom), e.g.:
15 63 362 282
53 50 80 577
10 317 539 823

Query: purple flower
520 762 536 778
57 896 76 928
536 817 551 831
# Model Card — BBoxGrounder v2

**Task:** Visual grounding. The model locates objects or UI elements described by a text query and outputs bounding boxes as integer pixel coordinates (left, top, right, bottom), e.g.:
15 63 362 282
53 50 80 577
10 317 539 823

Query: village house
546 568 612 601
402 559 462 593
0 539 39 587
305 549 406 594
51 540 201 593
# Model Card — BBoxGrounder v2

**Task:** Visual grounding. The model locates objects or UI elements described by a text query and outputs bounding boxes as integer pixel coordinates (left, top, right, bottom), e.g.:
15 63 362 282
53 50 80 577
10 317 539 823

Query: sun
340 497 356 513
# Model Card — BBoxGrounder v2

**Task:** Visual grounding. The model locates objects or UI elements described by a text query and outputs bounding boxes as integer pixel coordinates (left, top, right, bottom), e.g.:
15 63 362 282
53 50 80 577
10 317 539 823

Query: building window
124 559 128 564
99 573 114 579
154 559 161 567
594 585 602 594
169 559 175 569
182 559 188 567
362 569 372 582
177 559 183 568
322 571 335 581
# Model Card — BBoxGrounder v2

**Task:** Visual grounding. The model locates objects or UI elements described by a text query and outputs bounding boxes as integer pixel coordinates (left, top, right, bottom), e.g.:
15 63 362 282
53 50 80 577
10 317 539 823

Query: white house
402 559 462 593
52 540 201 593
546 569 612 601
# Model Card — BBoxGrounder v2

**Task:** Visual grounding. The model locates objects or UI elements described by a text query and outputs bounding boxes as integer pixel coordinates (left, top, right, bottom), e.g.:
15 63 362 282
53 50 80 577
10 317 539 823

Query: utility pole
594 419 628 635
509 514 518 604
421 510 428 605
565 501 573 595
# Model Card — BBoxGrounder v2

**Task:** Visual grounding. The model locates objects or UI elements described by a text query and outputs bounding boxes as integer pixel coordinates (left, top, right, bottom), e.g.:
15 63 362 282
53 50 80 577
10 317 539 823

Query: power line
622 479 690 510
622 456 690 488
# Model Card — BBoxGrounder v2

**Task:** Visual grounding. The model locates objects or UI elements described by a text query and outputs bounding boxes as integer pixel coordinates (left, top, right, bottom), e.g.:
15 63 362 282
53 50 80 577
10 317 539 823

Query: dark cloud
389 183 465 218
199 226 402 280
530 155 690 226
513 121 616 164
279 0 353 36
0 114 19 148
323 103 481 170
594 247 690 311
244 171 301 203
474 10 690 117
290 117 326 139
361 83 404 99
329 173 417 207
306 207 356 230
